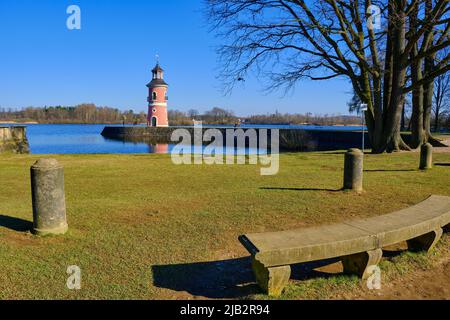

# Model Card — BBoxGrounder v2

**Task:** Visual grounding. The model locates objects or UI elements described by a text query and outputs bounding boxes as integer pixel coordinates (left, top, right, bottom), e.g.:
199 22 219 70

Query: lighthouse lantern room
147 62 169 127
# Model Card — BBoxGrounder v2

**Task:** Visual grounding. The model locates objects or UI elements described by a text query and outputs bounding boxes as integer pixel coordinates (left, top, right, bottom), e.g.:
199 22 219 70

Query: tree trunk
401 105 406 131
425 80 448 147
382 0 410 153
434 90 441 132
408 2 426 149
421 0 448 148
409 56 425 149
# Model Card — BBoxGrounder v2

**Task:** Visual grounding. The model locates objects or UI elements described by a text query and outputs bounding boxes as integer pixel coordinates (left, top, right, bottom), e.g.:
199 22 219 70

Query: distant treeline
169 107 237 125
0 104 147 124
2 104 363 126
246 113 360 126
169 107 361 126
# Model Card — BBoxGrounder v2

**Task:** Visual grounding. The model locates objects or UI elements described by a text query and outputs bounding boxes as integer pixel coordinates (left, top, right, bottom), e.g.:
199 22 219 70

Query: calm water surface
9 124 364 155
25 124 153 154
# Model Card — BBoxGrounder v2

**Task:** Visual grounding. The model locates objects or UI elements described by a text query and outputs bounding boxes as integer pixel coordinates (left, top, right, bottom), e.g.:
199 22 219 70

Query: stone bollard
343 148 364 192
419 143 433 170
31 159 68 236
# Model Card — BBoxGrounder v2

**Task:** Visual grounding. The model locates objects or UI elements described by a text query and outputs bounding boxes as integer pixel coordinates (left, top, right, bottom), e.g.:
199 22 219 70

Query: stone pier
101 126 371 152
0 126 30 154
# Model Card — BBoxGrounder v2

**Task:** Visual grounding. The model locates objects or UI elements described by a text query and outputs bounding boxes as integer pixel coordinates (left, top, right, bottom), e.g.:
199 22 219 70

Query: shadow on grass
319 151 346 155
152 257 343 299
260 187 342 192
0 215 32 232
435 163 450 167
152 257 256 299
382 248 408 258
319 151 372 155
364 169 416 172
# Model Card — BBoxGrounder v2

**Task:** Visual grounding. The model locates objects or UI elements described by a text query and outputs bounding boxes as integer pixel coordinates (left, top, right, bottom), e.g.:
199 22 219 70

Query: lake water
6 124 364 155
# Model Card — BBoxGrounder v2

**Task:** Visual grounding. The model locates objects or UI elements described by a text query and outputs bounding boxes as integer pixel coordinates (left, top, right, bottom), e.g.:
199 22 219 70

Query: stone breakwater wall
101 126 371 152
0 126 30 154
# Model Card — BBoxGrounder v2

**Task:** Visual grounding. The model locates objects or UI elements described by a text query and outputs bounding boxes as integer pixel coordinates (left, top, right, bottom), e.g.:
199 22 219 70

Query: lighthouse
147 62 169 127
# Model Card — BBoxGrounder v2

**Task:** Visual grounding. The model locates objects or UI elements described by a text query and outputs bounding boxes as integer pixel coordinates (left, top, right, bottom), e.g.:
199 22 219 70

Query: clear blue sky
0 0 352 116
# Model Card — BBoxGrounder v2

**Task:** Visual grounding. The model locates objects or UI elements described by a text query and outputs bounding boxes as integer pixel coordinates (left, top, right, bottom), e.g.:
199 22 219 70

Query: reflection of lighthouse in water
146 60 169 127
151 143 169 154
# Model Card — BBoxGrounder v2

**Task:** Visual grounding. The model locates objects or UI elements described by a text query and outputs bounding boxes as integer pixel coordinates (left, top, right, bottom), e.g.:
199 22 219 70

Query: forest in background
0 103 448 130
0 104 146 125
0 104 361 126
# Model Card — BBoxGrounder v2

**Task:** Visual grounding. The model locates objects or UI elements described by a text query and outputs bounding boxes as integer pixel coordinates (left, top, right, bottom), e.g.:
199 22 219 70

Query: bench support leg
342 248 383 280
252 258 291 297
407 228 443 253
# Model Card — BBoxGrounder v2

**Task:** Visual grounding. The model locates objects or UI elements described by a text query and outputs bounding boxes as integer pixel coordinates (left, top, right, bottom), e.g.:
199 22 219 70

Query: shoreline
0 121 364 127
0 121 39 124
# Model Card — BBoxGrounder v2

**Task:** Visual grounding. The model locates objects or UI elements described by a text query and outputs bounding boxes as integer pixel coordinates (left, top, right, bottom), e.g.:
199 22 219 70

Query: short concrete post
343 148 364 192
31 159 68 236
419 143 433 170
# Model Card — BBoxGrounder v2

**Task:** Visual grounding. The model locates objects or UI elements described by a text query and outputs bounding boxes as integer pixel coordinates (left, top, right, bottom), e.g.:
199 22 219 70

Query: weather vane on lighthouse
146 55 169 127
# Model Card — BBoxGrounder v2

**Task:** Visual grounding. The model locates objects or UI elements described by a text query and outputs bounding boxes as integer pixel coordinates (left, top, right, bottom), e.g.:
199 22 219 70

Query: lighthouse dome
147 63 168 87
146 78 168 87
152 64 164 73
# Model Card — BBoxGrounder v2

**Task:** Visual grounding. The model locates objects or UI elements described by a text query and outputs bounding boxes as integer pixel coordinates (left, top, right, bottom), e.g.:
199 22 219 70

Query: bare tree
408 1 450 147
348 91 363 114
206 0 450 153
433 67 450 132
187 109 200 118
204 107 236 123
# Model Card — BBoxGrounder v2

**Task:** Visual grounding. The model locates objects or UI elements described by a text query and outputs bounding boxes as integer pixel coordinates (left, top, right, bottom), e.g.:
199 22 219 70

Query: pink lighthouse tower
147 60 169 127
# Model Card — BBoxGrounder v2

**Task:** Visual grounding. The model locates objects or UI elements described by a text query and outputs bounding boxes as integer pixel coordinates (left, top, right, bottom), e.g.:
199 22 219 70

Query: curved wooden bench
239 195 450 296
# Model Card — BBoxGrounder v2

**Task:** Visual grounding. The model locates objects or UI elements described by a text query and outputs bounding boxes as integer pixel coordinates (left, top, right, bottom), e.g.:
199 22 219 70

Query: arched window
152 92 157 100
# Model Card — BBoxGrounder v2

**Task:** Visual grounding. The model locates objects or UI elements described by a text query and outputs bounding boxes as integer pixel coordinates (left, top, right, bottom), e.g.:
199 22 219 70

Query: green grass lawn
0 151 449 299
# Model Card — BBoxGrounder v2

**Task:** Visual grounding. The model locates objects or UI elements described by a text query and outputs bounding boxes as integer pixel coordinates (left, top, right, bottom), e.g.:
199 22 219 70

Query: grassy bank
0 151 449 299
